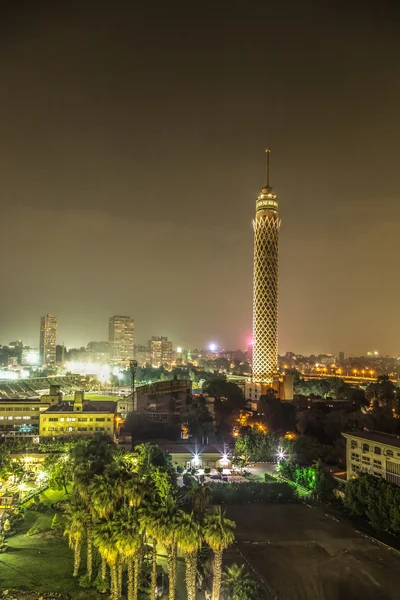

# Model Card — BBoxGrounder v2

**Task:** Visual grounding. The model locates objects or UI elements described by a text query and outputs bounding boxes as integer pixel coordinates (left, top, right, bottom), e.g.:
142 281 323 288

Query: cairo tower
245 149 293 404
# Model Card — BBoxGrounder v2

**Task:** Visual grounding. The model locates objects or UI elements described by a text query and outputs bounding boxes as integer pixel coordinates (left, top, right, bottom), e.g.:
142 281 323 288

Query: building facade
109 316 134 367
343 431 400 486
40 314 57 366
40 391 116 438
149 337 173 368
0 385 61 436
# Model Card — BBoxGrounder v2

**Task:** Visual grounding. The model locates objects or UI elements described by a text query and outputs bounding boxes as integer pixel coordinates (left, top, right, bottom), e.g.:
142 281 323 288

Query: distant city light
65 361 111 381
208 343 217 352
24 350 40 366
0 371 19 381
176 347 182 353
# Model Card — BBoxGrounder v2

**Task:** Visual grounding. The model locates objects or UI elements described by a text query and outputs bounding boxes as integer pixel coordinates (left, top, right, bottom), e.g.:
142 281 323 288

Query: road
227 502 400 600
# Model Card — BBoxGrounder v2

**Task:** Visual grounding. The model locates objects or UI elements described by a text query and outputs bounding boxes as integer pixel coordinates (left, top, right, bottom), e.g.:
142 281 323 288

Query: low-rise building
137 440 231 470
0 385 61 436
134 378 192 412
40 391 116 438
343 430 400 486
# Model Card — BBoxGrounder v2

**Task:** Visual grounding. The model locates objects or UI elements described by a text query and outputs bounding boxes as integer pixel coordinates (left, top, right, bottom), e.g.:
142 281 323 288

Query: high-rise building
108 316 134 367
134 344 149 366
149 336 173 368
245 150 292 404
40 314 57 366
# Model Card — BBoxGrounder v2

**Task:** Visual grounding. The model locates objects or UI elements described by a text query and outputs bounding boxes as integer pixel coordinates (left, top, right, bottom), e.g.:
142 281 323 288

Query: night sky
0 1 399 355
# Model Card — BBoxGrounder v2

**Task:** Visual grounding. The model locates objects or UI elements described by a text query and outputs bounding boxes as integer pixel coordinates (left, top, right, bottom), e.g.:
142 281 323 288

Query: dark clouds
0 1 399 354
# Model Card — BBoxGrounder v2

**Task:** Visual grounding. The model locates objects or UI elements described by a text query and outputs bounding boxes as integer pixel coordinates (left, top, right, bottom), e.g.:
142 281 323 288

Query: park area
228 502 400 600
0 489 101 599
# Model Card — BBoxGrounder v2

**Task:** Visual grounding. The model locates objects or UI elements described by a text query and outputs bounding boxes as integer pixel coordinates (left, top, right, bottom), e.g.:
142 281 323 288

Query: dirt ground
226 503 400 600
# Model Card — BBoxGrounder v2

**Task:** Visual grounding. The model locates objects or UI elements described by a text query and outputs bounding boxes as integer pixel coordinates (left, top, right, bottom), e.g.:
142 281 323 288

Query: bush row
209 481 297 504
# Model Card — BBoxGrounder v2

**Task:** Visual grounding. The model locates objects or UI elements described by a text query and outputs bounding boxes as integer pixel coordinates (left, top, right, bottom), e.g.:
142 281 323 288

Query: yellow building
0 385 60 436
40 391 116 438
343 431 400 486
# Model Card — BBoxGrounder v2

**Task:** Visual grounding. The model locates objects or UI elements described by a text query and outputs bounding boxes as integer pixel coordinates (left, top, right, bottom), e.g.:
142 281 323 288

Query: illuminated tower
252 148 280 383
246 149 293 403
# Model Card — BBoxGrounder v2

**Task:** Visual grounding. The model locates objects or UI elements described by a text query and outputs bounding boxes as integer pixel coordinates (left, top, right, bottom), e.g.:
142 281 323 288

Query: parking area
227 503 400 600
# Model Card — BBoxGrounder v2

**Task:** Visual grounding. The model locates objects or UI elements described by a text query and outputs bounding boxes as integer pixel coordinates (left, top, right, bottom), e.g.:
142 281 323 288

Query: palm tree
64 504 86 577
222 563 251 597
124 473 147 508
139 504 162 600
204 507 236 600
189 482 212 515
114 508 142 600
93 519 120 600
89 472 120 517
176 512 202 600
74 471 97 580
157 496 183 600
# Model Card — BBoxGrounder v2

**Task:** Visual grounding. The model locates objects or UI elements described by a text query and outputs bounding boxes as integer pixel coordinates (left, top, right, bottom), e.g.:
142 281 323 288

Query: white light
277 447 286 461
208 343 217 352
176 347 182 354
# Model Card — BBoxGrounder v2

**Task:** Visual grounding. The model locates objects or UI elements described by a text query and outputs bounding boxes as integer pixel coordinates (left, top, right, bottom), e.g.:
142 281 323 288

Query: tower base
245 374 293 411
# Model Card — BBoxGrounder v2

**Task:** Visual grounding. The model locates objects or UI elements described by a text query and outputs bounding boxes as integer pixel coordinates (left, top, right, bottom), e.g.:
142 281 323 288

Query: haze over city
1 1 399 355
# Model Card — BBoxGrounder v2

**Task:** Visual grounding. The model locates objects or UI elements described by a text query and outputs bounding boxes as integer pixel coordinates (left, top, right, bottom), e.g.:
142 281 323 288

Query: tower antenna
265 147 271 188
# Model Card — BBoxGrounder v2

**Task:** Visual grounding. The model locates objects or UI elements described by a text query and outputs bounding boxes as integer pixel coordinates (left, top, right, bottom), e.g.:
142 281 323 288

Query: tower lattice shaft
252 149 281 383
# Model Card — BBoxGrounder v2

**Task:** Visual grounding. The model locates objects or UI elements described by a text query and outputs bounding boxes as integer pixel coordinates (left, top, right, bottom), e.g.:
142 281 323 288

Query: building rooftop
43 400 117 415
135 439 226 454
343 430 400 449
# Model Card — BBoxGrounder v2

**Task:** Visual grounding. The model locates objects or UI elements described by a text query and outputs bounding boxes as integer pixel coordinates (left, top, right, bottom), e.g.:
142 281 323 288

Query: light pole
129 360 138 413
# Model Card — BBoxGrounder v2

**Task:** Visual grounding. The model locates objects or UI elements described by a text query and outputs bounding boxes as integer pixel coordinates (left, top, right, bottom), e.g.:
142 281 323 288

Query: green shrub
0 534 7 553
3 518 11 533
217 467 223 473
205 467 211 474
79 574 93 588
210 481 297 504
176 465 184 474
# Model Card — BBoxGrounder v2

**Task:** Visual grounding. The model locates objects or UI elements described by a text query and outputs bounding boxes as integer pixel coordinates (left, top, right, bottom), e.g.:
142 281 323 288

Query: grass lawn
0 507 100 598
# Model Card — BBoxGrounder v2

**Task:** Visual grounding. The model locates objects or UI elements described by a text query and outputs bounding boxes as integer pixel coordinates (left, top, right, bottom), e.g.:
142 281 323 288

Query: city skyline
0 3 399 355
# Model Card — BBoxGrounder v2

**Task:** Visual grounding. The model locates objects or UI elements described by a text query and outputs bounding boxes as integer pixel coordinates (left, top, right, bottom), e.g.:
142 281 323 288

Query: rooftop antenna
265 147 271 188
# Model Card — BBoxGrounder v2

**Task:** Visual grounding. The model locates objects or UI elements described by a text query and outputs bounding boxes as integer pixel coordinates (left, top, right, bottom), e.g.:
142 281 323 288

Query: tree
204 506 236 600
156 496 184 600
139 504 162 600
176 512 202 600
183 395 215 440
44 454 73 494
88 472 120 517
313 460 335 501
189 481 212 516
114 508 142 600
259 391 285 432
93 519 120 600
222 563 251 597
64 504 86 577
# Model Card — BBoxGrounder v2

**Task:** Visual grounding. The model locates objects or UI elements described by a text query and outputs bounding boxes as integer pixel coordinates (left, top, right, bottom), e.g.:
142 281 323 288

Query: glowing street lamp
277 447 286 462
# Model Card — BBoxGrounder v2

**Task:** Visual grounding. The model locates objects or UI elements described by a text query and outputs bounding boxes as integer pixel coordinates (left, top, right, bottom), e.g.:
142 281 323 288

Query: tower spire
265 147 271 188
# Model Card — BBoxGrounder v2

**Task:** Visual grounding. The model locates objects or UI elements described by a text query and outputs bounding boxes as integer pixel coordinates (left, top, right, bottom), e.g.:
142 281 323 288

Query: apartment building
343 430 400 486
